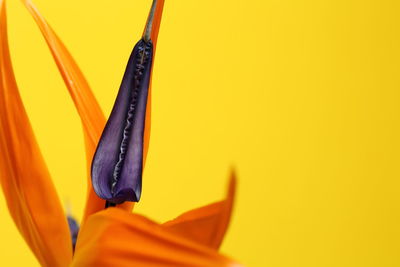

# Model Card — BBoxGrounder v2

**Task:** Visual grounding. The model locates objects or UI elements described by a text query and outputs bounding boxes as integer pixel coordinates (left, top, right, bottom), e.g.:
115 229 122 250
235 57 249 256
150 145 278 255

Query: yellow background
1 0 400 266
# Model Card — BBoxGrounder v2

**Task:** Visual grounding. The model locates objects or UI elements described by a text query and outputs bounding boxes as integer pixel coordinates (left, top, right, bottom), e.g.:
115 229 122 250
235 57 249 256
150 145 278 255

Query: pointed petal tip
142 0 165 46
162 168 237 249
228 167 237 192
143 0 158 42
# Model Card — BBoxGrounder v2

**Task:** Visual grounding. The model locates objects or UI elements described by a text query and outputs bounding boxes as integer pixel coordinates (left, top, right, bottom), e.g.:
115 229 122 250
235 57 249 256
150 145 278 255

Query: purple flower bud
91 39 153 204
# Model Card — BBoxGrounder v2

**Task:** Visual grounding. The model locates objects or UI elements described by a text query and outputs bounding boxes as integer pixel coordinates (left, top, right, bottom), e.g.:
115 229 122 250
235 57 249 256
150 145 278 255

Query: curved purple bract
91 39 153 204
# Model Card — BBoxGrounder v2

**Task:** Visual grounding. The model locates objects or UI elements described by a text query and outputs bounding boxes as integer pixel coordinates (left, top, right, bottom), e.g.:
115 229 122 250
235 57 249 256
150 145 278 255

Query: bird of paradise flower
0 0 241 266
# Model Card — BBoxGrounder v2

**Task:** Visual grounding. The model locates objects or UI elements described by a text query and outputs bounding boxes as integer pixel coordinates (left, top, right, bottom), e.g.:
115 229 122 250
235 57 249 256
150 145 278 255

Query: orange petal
163 171 236 250
20 0 137 218
0 1 72 266
72 208 240 267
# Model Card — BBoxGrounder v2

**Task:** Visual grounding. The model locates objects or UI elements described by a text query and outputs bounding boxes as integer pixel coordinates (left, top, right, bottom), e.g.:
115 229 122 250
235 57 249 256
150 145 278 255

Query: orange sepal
72 208 240 267
0 1 72 266
163 171 236 250
20 0 136 218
